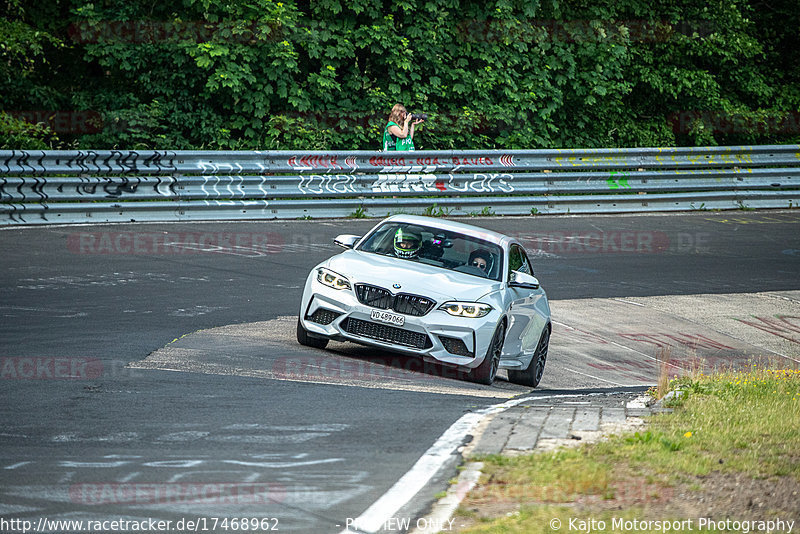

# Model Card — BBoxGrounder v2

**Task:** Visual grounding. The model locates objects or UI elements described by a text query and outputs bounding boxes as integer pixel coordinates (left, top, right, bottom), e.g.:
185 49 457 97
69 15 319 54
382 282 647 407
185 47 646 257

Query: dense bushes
2 0 798 150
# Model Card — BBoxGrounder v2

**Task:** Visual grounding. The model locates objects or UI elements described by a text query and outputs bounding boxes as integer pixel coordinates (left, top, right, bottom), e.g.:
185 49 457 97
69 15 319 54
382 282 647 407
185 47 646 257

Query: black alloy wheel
508 326 549 388
468 321 506 385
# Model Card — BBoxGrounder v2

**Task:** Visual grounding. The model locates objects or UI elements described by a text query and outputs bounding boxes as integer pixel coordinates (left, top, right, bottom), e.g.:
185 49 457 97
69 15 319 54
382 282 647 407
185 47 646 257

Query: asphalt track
1 211 799 533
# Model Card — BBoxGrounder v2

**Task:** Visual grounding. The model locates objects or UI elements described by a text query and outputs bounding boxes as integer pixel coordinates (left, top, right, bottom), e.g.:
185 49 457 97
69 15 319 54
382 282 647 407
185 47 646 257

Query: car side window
519 247 533 275
508 245 522 276
508 245 532 279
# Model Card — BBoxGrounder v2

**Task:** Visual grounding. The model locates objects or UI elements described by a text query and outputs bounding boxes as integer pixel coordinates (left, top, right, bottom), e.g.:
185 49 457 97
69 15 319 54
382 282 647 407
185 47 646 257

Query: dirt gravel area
453 467 800 532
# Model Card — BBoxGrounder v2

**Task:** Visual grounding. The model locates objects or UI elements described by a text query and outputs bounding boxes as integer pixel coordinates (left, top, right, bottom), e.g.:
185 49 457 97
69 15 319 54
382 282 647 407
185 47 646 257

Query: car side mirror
509 270 540 290
334 234 361 249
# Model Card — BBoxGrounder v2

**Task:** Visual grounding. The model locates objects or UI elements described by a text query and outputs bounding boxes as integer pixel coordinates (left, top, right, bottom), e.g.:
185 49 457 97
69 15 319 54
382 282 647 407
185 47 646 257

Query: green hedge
2 0 799 150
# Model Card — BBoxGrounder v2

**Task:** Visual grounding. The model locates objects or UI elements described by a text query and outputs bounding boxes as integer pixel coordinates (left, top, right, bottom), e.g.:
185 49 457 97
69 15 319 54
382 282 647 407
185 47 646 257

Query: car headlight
439 301 493 318
316 268 351 290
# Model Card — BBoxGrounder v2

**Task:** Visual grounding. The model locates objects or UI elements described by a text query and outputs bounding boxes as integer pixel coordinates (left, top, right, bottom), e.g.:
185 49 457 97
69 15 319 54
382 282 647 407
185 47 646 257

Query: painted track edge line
408 460 484 534
338 393 584 534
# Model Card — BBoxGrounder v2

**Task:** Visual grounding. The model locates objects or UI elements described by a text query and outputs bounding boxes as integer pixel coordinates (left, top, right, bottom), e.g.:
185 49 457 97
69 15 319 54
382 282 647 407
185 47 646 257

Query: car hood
324 250 501 302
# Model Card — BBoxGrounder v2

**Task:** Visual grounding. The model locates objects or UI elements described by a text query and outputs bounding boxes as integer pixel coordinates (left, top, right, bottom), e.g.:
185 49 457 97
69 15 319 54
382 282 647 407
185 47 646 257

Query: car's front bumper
299 278 500 369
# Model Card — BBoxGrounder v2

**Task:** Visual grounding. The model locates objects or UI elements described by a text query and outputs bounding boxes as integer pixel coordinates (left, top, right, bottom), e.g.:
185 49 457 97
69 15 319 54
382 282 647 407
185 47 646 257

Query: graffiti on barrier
288 155 344 171
369 174 443 194
2 150 178 176
368 173 513 194
297 175 359 195
0 150 180 208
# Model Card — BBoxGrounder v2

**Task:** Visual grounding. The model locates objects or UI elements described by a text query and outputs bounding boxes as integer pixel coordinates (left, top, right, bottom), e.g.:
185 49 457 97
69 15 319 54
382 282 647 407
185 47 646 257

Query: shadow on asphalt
325 342 478 382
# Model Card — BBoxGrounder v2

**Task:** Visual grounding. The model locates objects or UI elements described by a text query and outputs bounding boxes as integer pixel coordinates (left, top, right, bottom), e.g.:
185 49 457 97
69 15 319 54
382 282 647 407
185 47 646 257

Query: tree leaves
2 0 798 149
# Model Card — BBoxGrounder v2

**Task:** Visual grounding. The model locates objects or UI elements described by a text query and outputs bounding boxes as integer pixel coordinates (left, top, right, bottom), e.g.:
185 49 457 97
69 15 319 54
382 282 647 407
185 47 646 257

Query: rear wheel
508 326 549 388
296 317 329 350
468 321 505 385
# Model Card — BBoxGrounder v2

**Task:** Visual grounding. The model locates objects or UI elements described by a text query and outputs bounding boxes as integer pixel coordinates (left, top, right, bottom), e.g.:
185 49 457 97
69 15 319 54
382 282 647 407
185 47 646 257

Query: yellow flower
684 432 692 438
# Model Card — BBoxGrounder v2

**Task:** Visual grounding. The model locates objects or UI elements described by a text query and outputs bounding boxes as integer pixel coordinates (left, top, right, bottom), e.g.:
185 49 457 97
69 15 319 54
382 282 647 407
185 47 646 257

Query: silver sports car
297 215 551 386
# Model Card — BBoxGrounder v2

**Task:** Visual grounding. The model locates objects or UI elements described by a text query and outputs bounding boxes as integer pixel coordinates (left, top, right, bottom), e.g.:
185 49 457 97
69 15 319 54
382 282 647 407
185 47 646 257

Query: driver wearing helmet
393 227 422 259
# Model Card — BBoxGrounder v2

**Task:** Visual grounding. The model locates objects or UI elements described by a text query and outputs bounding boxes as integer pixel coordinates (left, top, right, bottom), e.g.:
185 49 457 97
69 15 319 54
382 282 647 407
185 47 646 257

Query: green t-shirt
383 121 415 151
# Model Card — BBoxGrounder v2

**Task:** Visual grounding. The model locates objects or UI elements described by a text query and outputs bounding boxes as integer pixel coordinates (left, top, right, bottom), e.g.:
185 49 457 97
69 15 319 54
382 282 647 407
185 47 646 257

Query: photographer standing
383 103 424 151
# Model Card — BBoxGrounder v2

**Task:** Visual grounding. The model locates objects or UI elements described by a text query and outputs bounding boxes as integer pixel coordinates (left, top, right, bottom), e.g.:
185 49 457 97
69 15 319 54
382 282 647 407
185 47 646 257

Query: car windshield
356 222 504 281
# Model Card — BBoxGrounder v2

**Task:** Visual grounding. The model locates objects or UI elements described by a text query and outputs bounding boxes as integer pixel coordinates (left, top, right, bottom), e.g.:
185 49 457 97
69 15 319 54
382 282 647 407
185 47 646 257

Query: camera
410 113 428 121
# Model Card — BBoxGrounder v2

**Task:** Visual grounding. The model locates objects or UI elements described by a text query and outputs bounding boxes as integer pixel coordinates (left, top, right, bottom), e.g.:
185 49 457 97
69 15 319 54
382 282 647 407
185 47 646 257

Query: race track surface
1 211 798 532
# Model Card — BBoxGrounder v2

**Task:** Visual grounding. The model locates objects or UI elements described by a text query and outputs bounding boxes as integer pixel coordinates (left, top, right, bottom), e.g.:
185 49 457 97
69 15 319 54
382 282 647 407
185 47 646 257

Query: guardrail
2 145 798 225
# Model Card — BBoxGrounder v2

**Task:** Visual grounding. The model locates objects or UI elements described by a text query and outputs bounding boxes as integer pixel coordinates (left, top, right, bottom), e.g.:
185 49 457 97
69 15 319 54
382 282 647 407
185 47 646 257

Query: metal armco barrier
1 145 798 225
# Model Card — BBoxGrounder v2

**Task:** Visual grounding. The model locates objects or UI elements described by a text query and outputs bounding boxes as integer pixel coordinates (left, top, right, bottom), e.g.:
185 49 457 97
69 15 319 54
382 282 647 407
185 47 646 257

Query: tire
468 321 505 385
508 326 550 388
296 317 329 350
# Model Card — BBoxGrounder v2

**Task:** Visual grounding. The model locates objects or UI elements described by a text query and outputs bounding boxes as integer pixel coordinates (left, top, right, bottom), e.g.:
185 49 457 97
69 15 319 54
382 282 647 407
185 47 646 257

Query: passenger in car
468 249 493 275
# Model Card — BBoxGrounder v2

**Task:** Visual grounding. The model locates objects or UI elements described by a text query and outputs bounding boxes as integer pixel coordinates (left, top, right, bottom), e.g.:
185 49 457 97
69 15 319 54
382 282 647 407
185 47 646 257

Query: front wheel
296 317 329 350
508 326 549 388
468 321 505 385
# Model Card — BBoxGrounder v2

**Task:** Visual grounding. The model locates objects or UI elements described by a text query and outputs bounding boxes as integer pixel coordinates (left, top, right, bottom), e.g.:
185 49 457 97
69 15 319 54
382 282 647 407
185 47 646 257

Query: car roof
383 214 510 247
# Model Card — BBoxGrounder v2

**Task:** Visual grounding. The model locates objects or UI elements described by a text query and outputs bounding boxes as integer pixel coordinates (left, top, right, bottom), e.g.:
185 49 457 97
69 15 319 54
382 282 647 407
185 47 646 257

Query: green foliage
469 206 495 217
347 206 368 218
423 203 452 217
0 112 61 149
2 0 799 149
625 430 683 452
1 2 68 121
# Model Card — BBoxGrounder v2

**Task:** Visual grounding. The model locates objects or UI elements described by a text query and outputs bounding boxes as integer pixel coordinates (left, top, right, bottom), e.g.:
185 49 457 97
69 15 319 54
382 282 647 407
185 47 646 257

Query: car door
503 244 549 358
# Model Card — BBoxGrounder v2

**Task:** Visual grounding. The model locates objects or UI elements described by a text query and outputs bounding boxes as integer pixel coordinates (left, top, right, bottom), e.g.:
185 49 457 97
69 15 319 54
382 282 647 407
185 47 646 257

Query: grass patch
454 367 800 532
650 368 800 477
423 203 453 217
347 206 368 218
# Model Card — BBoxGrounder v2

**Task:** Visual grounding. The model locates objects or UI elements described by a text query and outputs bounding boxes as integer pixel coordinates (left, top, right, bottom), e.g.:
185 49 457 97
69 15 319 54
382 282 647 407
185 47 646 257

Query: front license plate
370 309 405 326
